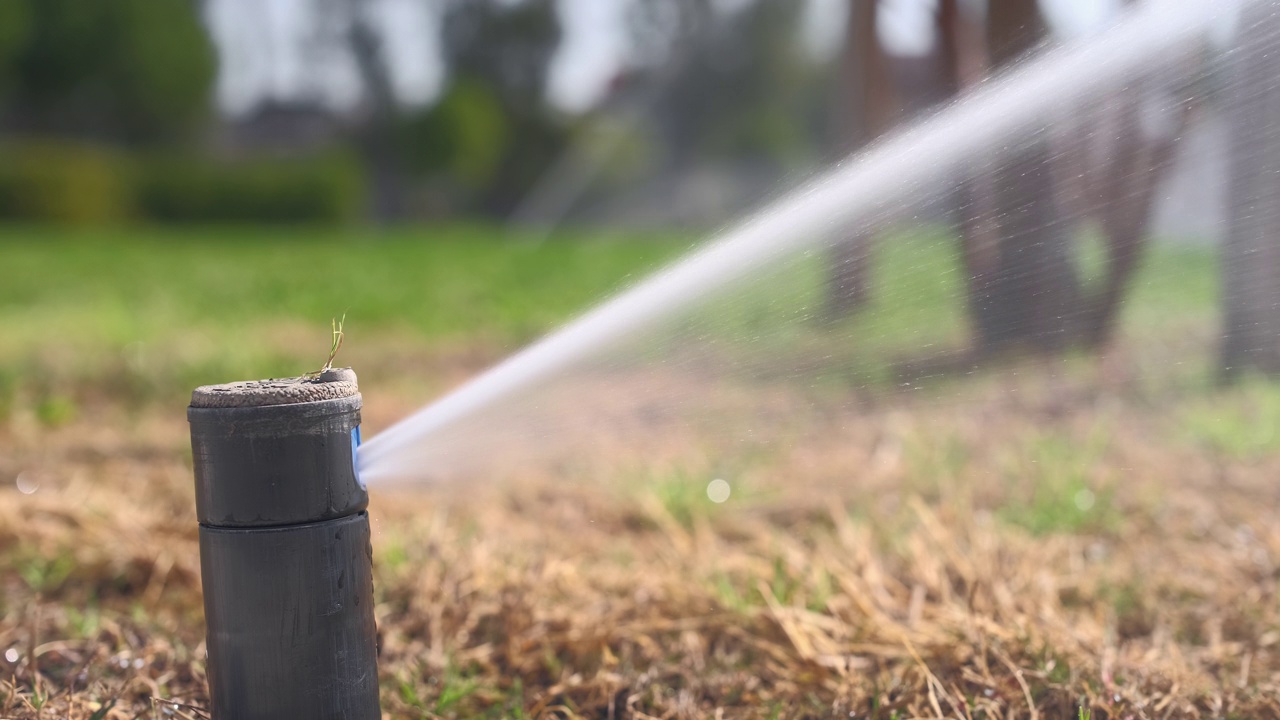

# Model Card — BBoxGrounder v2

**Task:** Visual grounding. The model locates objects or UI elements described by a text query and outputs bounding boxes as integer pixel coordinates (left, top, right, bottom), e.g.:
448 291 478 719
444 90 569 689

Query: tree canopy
0 0 216 143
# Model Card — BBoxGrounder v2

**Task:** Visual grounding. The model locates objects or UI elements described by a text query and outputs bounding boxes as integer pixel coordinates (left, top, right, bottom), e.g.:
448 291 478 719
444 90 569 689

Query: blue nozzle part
351 425 364 489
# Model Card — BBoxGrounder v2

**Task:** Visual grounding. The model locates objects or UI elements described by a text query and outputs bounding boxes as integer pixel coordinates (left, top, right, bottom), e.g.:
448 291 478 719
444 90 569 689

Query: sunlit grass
0 224 691 406
0 224 691 344
1179 374 1280 459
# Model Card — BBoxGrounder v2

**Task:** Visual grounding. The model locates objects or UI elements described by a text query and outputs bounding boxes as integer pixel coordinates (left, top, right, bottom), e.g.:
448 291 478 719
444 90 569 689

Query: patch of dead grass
1 350 1279 718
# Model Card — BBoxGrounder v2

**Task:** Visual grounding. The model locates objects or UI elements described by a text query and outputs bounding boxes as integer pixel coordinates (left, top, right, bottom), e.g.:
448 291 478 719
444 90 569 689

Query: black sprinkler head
188 369 380 720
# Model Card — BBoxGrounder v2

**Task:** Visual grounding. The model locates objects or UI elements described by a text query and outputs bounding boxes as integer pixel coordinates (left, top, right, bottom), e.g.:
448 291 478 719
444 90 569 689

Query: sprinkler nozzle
188 370 380 720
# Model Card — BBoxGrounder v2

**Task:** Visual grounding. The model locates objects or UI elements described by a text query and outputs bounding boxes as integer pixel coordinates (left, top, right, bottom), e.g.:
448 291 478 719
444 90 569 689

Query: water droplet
707 479 731 504
4 648 18 663
15 472 39 495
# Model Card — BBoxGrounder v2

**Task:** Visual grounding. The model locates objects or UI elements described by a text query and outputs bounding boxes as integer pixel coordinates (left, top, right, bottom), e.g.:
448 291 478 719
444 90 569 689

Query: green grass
0 223 1228 411
997 431 1120 536
0 224 691 348
645 226 1219 390
0 224 691 401
645 226 971 379
649 471 724 530
1179 374 1280 459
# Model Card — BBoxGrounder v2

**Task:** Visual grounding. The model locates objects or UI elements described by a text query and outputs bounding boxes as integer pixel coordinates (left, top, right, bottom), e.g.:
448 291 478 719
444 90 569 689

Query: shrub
0 139 366 225
135 152 365 224
0 140 132 224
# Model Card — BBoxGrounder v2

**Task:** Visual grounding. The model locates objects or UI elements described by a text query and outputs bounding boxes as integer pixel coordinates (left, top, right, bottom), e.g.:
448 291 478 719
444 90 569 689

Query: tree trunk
923 0 1186 370
977 147 1079 353
348 12 407 223
824 0 896 322
1076 84 1187 350
984 0 1044 66
962 0 1081 355
936 0 986 93
1222 4 1280 379
938 0 1005 356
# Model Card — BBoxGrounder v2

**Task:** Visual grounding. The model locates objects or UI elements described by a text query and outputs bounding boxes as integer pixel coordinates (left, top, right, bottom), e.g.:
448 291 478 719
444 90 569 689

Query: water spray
356 0 1234 486
188 369 380 719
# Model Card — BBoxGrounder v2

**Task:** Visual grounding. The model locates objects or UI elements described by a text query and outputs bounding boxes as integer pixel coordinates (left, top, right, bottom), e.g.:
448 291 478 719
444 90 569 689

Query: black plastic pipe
188 369 380 720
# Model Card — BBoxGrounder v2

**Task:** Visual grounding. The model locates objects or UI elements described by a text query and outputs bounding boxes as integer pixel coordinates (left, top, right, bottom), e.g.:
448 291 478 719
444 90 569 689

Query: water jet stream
357 0 1235 485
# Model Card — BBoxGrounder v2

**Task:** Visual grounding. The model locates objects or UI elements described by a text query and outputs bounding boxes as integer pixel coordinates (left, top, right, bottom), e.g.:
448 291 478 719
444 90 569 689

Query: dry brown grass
2 346 1280 719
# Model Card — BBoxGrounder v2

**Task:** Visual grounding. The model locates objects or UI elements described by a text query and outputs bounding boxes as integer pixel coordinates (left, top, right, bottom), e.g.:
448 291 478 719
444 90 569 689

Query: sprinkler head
188 370 380 720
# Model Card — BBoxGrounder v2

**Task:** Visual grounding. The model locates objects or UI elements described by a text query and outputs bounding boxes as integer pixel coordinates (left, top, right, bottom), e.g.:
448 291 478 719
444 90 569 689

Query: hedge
0 140 365 224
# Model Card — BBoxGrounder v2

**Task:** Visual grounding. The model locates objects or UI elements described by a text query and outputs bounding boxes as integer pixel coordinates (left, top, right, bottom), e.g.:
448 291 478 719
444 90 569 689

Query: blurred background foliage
0 0 843 225
0 0 1270 380
0 0 215 143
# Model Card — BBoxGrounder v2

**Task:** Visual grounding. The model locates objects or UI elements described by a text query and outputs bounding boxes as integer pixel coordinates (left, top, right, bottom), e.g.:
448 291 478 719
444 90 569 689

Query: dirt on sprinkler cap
190 367 359 408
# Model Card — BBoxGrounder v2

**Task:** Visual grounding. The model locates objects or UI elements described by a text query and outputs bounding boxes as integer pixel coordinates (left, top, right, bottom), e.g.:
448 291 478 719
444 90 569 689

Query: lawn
0 225 691 344
0 225 691 409
3 225 1279 718
0 224 1218 413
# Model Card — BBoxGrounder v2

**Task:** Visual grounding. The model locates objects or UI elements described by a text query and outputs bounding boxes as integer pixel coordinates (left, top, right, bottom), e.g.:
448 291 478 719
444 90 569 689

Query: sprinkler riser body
198 515 377 719
189 384 380 720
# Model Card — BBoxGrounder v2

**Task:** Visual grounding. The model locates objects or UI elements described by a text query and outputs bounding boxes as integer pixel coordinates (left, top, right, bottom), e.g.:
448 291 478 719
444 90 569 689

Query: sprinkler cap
190 369 359 408
188 371 366 528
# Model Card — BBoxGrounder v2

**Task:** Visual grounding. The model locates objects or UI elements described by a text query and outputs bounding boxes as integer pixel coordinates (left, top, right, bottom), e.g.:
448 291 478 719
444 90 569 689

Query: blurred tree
312 0 563 219
434 0 566 215
0 2 30 97
936 0 985 94
399 79 510 196
345 0 406 222
1222 2 1280 378
869 0 1189 375
962 0 1081 354
627 0 823 173
945 0 1182 358
0 0 215 143
1064 73 1190 350
824 0 897 321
